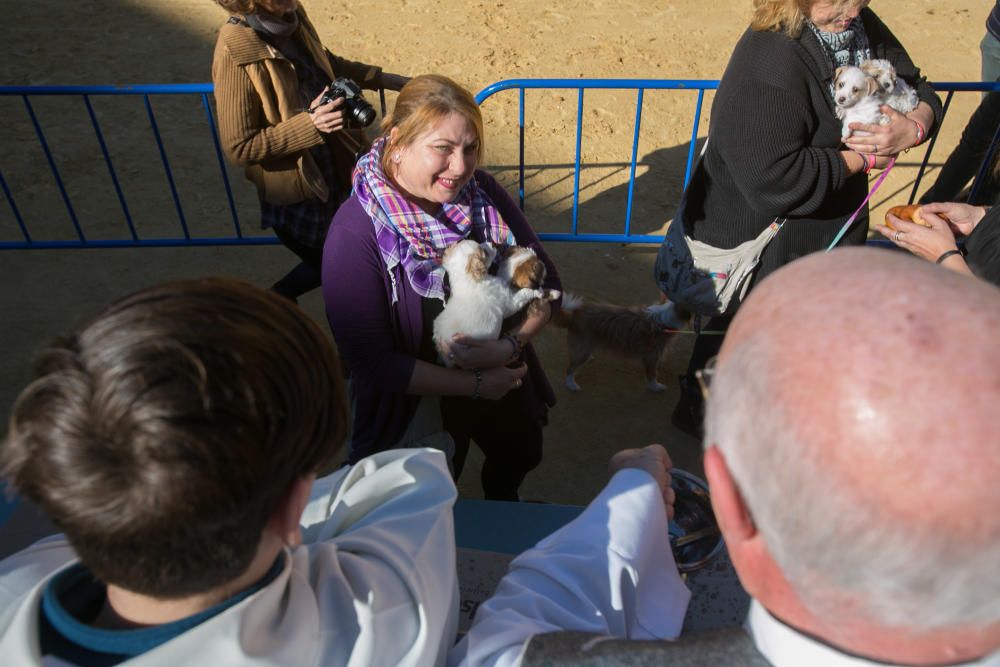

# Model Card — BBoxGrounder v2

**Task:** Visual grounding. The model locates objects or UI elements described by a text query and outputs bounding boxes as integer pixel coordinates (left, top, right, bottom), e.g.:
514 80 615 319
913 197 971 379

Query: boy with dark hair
0 277 458 666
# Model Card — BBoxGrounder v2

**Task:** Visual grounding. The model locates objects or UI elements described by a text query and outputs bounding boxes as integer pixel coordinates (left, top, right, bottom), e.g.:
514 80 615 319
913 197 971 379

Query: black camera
319 77 376 129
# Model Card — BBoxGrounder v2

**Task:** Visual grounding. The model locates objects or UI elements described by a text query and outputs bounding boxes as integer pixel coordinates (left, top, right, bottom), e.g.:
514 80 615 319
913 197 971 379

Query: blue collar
39 553 285 666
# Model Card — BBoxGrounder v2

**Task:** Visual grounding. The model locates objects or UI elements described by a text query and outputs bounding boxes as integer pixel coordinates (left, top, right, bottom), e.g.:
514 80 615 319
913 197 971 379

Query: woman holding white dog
667 0 942 436
323 74 561 501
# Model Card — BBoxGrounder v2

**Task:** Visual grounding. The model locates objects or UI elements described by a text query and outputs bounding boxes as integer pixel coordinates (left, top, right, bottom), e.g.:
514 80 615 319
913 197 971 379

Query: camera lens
354 105 376 127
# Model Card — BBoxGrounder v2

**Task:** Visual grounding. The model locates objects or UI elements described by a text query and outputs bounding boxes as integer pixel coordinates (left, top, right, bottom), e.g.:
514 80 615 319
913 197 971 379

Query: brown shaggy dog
551 294 690 392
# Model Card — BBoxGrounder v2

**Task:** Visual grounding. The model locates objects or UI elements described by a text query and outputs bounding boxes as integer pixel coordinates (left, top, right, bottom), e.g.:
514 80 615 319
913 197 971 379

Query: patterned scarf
353 136 515 303
245 9 299 44
806 16 871 68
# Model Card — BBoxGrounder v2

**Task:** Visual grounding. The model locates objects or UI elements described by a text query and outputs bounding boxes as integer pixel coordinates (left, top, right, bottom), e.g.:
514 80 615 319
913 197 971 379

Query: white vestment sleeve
299 448 460 667
449 468 691 667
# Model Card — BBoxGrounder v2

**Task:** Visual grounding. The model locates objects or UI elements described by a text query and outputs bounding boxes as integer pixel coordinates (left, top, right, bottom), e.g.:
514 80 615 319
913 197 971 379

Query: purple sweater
322 170 561 462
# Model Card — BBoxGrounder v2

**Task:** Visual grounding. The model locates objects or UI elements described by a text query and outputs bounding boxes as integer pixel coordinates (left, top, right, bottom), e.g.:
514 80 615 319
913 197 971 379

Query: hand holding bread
885 204 937 230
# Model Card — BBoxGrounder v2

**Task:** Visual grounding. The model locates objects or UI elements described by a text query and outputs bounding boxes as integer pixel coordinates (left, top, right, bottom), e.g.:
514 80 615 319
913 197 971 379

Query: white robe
449 468 691 667
0 448 459 667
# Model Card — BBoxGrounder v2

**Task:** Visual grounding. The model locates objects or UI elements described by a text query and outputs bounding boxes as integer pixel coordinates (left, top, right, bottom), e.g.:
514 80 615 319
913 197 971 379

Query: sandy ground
0 0 987 521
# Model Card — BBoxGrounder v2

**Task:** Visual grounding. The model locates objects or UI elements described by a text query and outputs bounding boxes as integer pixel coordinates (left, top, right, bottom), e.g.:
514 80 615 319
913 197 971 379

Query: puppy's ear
834 66 846 83
467 247 489 281
866 75 880 97
512 256 545 288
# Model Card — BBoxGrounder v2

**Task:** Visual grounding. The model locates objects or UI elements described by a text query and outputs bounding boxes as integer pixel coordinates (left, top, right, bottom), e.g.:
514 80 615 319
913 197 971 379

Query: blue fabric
39 554 285 666
988 0 1000 42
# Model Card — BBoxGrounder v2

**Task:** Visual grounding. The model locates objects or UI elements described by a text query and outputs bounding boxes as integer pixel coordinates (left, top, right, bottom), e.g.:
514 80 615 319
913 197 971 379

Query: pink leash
826 156 896 251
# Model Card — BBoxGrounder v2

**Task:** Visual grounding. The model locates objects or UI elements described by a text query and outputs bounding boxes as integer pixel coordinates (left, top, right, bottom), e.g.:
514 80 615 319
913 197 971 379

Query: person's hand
608 444 676 520
873 211 959 263
921 201 987 237
447 335 517 369
477 363 528 400
845 105 920 156
380 72 410 92
308 88 345 134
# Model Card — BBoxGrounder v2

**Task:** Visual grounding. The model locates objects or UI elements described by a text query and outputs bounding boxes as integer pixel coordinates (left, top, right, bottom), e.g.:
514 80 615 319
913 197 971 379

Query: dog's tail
550 292 583 328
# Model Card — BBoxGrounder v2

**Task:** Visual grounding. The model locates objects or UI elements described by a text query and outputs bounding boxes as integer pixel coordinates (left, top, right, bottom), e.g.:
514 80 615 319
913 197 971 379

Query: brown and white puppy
498 246 561 319
834 65 888 140
861 58 919 114
551 293 691 393
433 240 549 366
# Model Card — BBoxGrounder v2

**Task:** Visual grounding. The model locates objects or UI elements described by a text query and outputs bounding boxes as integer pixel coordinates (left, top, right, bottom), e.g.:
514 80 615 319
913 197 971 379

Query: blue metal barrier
476 78 1000 244
2 80 999 250
0 84 266 250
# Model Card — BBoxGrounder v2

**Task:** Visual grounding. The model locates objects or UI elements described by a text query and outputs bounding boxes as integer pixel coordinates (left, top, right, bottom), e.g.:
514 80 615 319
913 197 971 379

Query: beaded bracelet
470 368 482 400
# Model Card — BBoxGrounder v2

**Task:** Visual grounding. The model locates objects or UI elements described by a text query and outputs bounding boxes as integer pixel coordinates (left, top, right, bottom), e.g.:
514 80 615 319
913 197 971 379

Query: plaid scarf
353 136 514 302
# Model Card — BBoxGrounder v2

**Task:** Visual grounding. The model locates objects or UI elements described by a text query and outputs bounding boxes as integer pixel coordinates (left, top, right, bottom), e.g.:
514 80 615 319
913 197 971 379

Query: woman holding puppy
323 75 561 500
211 0 407 301
668 0 942 436
877 202 1000 286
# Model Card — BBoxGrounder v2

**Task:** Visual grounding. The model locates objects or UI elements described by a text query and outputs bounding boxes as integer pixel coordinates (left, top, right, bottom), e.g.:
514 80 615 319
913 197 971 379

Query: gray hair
704 333 1000 630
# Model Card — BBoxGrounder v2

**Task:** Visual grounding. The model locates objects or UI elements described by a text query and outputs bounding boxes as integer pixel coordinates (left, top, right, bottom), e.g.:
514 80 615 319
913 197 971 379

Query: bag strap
825 156 897 251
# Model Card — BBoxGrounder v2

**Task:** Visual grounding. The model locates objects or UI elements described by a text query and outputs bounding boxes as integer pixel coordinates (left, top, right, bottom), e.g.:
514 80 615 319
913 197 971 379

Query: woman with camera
322 75 562 501
212 0 407 301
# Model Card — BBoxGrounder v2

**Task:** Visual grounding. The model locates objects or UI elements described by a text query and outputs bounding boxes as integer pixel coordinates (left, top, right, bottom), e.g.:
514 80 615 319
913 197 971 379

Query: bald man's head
705 247 1000 631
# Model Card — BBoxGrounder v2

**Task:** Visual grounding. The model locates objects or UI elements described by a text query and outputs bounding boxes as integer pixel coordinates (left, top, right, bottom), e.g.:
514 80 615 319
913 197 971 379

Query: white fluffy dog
861 58 919 114
834 65 888 139
433 240 549 366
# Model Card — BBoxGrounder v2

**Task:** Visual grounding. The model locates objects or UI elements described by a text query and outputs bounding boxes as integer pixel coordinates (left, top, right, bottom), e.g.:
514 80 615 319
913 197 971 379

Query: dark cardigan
683 8 943 287
965 205 1000 287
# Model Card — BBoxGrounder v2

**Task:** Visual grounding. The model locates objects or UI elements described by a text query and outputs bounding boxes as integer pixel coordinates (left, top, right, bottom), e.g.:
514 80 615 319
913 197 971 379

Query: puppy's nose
836 96 845 104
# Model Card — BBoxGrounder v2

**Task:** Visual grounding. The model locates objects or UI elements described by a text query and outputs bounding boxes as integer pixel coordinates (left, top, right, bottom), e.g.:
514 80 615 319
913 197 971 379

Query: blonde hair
213 0 263 13
751 0 863 38
380 74 484 175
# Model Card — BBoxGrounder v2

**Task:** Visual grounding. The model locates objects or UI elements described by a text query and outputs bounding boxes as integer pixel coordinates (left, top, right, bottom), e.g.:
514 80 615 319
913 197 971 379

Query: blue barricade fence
1 79 999 250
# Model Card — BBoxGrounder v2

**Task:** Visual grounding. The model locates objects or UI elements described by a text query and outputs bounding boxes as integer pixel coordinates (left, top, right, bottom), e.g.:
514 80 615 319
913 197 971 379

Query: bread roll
886 204 933 230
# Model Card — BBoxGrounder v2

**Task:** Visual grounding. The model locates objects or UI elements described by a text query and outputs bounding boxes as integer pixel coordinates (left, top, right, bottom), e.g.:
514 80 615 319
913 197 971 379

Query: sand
0 0 987 505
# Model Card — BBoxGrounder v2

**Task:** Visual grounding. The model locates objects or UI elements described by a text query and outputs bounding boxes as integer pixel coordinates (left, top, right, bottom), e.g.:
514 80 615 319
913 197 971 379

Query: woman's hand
921 201 987 237
446 335 516 369
873 211 959 263
308 88 346 134
608 444 676 520
478 363 528 400
845 105 921 156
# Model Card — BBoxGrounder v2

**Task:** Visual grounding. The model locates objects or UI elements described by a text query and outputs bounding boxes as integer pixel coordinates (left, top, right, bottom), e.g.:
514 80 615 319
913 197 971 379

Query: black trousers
920 88 1000 206
271 225 324 300
442 388 544 502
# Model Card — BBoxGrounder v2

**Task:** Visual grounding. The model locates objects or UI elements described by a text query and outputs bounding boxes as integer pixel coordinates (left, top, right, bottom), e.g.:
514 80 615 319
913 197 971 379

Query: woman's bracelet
912 118 926 146
470 368 482 400
852 150 874 175
935 249 963 265
502 334 523 362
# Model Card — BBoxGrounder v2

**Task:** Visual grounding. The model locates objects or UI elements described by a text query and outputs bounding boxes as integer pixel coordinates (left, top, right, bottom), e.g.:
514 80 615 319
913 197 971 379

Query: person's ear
269 474 315 548
704 446 756 545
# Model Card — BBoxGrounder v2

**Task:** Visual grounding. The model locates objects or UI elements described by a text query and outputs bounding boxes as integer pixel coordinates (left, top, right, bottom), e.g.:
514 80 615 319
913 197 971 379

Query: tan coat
211 5 381 205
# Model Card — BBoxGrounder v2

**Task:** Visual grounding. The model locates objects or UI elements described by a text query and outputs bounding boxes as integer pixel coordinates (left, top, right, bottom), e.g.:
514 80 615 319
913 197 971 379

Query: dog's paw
547 289 561 301
647 380 667 393
565 375 582 392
